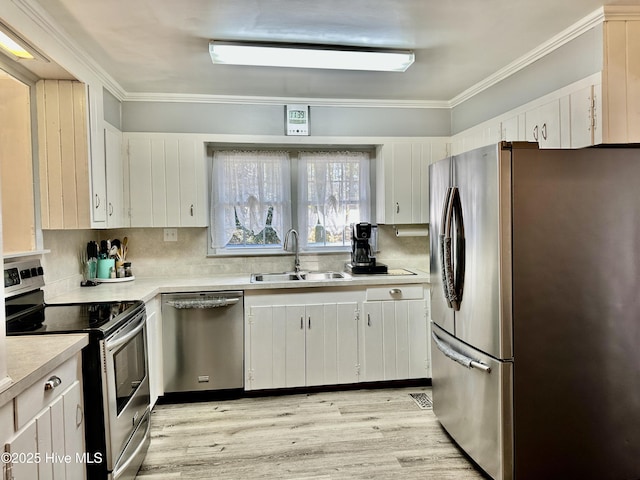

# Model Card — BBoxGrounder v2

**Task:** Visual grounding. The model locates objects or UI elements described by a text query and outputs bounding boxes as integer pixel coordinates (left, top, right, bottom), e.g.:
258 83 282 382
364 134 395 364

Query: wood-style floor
136 386 489 479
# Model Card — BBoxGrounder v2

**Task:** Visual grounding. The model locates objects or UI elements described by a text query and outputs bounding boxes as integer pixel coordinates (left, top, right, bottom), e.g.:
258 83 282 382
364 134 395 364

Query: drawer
365 284 424 301
14 353 80 430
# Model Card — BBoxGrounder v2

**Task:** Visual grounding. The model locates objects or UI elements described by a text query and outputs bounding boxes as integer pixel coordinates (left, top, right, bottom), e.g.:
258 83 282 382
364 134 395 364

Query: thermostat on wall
285 104 310 136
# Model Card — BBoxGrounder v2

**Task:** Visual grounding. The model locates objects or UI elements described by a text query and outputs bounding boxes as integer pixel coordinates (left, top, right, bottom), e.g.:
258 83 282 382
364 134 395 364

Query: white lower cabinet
360 285 430 382
244 285 430 391
4 354 86 480
246 301 359 390
245 289 361 391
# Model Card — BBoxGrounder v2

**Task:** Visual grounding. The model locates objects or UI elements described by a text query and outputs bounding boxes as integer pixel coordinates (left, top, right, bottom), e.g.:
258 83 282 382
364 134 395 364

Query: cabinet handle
44 375 62 391
367 313 371 327
76 404 84 428
396 202 400 214
533 125 539 141
308 316 311 329
108 202 114 216
389 288 402 296
95 194 101 209
541 123 547 140
300 316 303 329
190 204 194 216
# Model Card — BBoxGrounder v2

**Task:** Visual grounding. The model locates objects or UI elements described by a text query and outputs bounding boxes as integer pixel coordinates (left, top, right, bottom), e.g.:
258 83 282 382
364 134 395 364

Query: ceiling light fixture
209 41 414 72
0 23 45 61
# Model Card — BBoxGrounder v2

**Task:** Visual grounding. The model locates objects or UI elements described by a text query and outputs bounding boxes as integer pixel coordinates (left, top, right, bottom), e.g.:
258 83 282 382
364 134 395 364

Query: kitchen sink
299 271 346 280
250 271 348 283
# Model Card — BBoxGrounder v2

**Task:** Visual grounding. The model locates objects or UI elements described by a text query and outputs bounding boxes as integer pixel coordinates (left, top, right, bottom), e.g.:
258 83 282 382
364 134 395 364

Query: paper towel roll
395 226 429 237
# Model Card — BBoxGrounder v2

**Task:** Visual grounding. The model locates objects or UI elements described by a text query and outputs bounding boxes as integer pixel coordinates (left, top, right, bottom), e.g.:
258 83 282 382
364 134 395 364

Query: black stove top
5 289 142 338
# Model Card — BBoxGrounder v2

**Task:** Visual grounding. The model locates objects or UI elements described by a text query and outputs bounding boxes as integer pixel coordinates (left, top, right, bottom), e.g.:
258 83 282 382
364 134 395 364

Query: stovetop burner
5 289 142 338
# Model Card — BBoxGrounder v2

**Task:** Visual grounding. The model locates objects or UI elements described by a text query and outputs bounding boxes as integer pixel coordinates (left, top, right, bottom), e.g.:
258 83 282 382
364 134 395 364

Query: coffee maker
346 222 388 274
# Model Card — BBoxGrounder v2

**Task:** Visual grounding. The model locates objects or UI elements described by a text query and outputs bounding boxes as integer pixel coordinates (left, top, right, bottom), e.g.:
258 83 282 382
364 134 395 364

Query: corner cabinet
125 133 207 227
375 139 448 225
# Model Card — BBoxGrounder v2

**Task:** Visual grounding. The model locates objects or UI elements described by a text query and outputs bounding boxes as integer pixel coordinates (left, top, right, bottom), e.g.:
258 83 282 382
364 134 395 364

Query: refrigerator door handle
444 187 464 311
439 187 454 308
452 187 466 310
432 331 491 373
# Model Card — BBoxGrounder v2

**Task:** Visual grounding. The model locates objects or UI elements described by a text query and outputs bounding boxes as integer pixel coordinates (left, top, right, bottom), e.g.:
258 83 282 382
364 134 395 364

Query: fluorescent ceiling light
0 23 45 61
209 41 414 72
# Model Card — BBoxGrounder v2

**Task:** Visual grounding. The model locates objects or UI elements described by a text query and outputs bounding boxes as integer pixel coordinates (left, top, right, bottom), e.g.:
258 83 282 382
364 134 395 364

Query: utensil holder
97 259 115 279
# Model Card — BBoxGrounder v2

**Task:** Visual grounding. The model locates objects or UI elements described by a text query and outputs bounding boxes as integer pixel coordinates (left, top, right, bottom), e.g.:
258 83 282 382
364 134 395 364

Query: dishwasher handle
165 297 240 309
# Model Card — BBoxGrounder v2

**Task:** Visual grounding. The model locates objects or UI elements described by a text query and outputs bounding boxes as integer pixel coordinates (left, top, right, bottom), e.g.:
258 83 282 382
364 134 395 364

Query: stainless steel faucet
283 228 301 272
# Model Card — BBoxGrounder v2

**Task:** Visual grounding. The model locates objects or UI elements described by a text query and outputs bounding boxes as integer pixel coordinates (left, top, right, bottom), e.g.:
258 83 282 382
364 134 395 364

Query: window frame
207 144 377 257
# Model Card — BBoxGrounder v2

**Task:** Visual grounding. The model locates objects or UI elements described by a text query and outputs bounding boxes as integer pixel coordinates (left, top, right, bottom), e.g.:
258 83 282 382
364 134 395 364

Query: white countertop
48 269 430 304
0 334 89 406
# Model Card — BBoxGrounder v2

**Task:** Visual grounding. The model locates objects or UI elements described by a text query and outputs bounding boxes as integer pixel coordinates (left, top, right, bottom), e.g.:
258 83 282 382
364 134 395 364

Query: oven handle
112 408 151 479
105 313 145 352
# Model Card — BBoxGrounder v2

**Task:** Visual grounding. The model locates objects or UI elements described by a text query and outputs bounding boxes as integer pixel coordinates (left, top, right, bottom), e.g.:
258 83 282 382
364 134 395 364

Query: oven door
101 309 150 474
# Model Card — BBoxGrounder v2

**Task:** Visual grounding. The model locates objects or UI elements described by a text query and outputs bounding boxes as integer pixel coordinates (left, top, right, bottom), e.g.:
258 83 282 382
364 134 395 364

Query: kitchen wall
41 225 429 300
122 102 451 137
451 23 603 133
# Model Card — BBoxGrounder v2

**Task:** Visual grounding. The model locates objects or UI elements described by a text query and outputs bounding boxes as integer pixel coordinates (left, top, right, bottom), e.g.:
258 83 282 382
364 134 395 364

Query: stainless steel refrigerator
429 142 640 480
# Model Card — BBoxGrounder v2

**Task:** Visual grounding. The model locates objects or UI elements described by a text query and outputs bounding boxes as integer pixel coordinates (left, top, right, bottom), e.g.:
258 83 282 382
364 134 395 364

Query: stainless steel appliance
5 259 150 480
162 291 244 393
429 142 640 480
345 222 387 274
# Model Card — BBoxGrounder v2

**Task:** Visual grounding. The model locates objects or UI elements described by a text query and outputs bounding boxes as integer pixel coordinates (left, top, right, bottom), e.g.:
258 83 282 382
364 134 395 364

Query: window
210 150 291 250
210 147 372 254
298 151 370 249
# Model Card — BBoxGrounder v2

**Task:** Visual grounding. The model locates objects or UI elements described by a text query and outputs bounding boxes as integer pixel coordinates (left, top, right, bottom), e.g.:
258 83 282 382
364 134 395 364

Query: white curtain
298 151 370 248
211 150 291 248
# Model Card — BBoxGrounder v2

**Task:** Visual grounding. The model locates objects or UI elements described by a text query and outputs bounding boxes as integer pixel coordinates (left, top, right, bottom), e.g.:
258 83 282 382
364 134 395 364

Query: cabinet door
127 136 154 227
62 381 85 480
391 143 414 224
570 85 596 148
361 302 384 382
284 305 306 388
526 99 562 148
49 394 66 480
37 80 94 229
178 139 207 227
5 420 39 479
246 305 287 390
361 299 429 382
104 124 126 227
127 135 207 227
305 303 358 387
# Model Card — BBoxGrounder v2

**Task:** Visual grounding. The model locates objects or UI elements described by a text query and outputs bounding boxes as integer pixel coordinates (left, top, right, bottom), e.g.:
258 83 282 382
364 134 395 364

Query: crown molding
13 0 127 100
450 7 605 108
121 91 450 109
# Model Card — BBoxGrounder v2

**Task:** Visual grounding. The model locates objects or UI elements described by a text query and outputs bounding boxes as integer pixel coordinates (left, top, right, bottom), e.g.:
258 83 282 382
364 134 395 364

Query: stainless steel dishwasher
162 291 244 393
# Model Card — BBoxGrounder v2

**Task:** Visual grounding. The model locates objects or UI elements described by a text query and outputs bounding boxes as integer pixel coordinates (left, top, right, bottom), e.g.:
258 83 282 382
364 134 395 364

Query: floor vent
409 392 433 410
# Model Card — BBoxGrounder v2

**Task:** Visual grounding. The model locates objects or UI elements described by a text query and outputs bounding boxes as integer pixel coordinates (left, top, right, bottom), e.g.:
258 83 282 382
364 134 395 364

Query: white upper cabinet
104 124 127 228
376 139 447 225
524 98 570 148
126 134 207 228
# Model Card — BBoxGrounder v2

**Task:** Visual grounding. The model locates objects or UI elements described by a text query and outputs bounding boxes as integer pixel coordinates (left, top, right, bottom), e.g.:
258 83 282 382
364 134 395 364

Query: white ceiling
14 0 640 102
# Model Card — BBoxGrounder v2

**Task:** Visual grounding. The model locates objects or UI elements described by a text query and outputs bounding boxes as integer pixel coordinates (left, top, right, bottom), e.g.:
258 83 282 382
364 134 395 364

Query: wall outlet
163 228 178 242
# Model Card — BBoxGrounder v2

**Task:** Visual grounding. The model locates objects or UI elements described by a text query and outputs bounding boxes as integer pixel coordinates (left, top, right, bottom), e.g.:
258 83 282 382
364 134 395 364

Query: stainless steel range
5 259 150 480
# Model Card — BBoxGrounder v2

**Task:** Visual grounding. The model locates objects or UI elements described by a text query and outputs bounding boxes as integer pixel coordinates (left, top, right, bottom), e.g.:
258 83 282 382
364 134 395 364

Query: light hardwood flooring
136 386 489 479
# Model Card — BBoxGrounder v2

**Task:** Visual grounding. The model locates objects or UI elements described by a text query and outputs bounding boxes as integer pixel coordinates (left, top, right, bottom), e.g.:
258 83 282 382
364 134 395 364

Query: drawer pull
44 376 62 391
389 288 402 295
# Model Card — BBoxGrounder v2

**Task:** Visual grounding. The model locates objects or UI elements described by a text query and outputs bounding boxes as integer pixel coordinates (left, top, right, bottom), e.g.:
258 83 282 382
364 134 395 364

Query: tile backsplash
42 225 429 300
